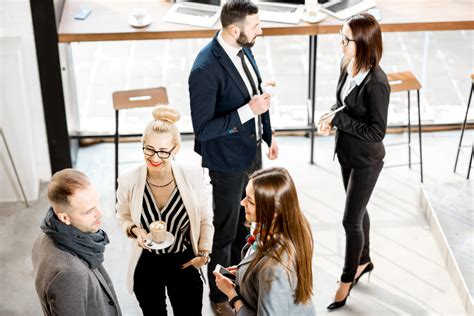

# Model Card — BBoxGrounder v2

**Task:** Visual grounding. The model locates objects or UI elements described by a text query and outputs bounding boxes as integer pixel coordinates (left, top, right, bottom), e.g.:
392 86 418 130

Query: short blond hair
48 169 90 211
142 105 181 146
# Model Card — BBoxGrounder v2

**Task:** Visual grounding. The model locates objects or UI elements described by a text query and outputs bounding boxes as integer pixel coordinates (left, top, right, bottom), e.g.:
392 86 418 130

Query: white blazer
116 160 214 293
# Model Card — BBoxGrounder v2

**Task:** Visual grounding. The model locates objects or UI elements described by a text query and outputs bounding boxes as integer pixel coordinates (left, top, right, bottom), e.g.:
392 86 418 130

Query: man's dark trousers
207 145 262 303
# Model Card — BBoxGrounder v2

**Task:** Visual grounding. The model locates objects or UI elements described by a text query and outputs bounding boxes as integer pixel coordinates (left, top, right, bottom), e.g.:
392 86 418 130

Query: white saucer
145 232 174 250
128 16 152 28
301 11 328 24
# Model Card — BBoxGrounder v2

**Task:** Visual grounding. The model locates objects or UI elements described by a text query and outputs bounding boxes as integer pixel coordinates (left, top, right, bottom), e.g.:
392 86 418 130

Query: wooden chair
386 71 424 183
112 87 168 191
454 74 473 179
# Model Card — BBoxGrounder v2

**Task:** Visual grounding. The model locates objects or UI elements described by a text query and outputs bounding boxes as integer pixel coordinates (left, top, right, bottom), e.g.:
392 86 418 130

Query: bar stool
453 74 473 179
386 71 423 183
112 87 168 191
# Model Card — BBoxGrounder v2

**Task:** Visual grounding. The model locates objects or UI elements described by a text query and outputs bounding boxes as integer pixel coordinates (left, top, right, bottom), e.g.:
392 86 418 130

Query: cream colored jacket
116 161 214 293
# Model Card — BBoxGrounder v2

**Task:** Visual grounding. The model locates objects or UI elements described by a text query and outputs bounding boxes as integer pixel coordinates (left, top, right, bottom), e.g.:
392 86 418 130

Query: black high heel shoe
354 262 374 285
327 282 353 310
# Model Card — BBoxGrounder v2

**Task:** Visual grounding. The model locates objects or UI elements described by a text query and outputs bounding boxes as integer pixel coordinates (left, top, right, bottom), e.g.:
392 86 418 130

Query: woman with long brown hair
318 13 390 309
214 167 315 315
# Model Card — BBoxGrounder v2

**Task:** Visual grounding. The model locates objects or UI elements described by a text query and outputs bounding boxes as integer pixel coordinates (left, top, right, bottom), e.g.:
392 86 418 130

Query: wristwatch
198 251 210 264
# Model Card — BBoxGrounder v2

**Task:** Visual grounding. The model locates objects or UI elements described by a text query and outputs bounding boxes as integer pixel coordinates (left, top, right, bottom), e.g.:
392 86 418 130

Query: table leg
308 36 313 118
309 35 318 165
59 43 81 165
421 32 430 90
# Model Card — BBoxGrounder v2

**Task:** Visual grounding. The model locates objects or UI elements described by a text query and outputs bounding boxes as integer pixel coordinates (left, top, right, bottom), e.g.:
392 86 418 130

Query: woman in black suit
318 13 390 309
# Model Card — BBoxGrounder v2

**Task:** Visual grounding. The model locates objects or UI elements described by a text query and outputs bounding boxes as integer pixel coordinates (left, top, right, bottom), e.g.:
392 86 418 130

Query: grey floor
1 130 471 315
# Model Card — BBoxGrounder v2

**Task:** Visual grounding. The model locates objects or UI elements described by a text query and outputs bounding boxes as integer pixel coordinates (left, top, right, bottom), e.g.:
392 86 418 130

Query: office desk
58 0 474 42
58 0 474 163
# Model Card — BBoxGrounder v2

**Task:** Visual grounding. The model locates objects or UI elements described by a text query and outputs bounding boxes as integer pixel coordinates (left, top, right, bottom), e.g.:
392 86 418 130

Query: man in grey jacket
32 169 121 316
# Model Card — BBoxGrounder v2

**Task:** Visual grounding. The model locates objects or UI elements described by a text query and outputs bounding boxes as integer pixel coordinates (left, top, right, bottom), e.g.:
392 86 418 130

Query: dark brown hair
220 0 258 28
47 168 90 211
345 13 383 76
243 167 314 304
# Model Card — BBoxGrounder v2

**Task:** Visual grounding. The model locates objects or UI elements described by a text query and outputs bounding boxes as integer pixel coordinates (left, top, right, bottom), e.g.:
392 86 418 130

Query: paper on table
319 105 346 122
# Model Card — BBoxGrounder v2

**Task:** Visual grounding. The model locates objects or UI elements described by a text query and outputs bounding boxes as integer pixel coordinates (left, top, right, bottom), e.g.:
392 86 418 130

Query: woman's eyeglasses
142 146 175 159
339 30 356 47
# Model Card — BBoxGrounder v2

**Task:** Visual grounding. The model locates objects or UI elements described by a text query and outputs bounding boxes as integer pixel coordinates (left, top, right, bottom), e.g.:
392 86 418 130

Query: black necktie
237 49 258 96
237 49 262 143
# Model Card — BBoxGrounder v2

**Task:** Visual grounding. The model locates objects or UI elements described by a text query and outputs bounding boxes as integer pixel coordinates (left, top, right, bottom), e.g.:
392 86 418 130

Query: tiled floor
1 131 471 315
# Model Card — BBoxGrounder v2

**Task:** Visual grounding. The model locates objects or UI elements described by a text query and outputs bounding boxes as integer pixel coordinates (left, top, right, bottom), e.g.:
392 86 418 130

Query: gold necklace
146 177 175 188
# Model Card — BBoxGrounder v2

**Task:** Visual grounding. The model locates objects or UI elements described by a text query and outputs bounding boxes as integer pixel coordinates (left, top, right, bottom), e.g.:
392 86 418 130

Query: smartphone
75 8 92 20
214 264 236 282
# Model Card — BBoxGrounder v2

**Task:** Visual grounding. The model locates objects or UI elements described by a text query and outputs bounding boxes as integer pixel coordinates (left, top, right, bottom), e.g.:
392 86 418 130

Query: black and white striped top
141 183 191 254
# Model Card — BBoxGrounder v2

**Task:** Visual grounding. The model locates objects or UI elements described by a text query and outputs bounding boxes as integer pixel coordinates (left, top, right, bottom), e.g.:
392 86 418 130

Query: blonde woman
116 105 214 315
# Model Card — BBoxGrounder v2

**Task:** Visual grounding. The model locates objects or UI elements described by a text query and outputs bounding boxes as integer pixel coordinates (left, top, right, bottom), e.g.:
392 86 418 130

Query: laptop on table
255 0 305 25
164 0 221 28
319 0 376 20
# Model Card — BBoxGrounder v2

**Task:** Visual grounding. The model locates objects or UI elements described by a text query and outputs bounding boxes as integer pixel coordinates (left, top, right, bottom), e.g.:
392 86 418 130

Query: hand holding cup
132 226 152 252
249 94 271 116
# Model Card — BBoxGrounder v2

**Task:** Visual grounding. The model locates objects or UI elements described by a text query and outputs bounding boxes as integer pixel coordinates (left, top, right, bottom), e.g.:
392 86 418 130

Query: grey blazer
31 232 122 316
235 250 315 316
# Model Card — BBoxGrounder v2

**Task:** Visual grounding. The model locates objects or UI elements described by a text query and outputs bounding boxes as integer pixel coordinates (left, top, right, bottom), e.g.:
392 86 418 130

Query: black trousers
207 145 262 303
133 248 203 316
340 161 383 283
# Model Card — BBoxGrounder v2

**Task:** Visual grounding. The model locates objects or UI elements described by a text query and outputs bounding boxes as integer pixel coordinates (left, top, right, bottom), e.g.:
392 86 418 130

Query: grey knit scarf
40 207 109 269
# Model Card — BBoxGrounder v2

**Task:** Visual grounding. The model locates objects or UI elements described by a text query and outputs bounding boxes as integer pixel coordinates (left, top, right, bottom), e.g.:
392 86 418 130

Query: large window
65 31 473 135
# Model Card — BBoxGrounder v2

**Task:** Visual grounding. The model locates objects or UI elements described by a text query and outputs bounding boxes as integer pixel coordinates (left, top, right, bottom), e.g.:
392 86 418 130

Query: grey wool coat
31 232 122 316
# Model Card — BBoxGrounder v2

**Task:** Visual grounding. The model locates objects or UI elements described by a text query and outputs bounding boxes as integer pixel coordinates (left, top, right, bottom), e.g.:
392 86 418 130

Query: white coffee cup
131 8 148 25
262 80 277 97
305 0 321 17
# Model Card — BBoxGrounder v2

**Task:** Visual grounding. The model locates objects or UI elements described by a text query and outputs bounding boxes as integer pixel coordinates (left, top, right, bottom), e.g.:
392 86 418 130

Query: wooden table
58 0 474 163
58 0 474 42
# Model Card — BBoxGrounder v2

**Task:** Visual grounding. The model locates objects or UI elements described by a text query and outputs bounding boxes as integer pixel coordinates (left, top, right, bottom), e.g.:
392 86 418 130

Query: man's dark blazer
188 33 272 173
331 63 390 168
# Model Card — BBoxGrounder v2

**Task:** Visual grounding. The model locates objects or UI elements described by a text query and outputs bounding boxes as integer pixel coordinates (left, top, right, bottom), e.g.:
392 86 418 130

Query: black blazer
188 33 272 173
331 64 390 168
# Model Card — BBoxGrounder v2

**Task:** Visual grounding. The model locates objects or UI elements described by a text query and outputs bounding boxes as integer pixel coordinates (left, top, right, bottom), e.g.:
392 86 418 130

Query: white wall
0 1 51 202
